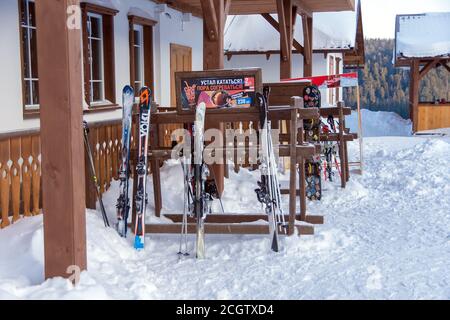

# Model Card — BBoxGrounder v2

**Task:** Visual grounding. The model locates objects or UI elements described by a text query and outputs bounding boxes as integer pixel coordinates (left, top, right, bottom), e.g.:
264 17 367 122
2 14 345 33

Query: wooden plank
10 138 21 223
145 222 314 235
264 82 311 106
164 213 323 225
105 125 112 190
36 0 87 279
0 140 10 228
21 136 33 217
31 135 41 215
98 126 107 194
84 125 97 210
320 106 352 116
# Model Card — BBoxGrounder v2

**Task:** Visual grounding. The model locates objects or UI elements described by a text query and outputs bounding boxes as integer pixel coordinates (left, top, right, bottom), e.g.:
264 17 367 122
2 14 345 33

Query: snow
1 110 450 300
224 9 357 52
346 109 412 137
395 12 450 59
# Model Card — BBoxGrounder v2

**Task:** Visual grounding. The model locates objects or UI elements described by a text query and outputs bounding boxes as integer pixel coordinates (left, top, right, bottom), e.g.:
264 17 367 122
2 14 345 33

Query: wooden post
409 59 420 133
277 0 293 79
202 0 226 195
288 99 298 235
36 0 87 279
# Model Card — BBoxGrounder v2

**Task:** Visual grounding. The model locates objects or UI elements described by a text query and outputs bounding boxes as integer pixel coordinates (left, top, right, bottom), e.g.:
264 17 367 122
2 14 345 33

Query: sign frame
174 68 263 114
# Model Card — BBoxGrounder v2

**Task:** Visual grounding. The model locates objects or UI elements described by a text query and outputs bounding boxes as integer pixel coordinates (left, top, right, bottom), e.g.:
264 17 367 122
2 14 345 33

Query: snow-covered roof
224 10 357 52
395 12 450 59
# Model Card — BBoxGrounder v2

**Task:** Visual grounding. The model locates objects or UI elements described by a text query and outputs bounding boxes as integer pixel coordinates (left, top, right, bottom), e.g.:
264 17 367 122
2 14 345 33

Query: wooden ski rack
130 89 324 237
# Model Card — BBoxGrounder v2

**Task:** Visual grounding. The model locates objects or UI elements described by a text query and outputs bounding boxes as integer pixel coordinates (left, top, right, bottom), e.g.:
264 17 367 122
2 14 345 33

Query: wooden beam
203 0 225 195
410 59 420 132
163 213 324 225
260 13 304 54
419 59 440 80
200 0 219 41
153 0 203 18
145 223 314 235
224 0 232 22
292 0 313 17
277 0 293 79
36 0 87 280
302 14 313 76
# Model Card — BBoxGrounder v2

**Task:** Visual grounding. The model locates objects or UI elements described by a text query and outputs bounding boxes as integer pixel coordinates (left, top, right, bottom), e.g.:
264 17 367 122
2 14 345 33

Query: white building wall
0 0 204 133
0 1 40 133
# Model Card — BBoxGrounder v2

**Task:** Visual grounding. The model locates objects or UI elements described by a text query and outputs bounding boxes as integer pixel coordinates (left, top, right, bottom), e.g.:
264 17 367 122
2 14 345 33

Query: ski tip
123 85 134 95
134 236 144 250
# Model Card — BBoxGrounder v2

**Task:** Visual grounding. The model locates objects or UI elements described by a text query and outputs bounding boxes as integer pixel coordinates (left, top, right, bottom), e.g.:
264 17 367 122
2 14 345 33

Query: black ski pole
83 121 110 227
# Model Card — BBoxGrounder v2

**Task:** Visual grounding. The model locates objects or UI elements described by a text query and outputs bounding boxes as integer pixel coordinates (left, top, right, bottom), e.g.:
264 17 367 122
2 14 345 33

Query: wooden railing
0 119 130 229
0 129 41 228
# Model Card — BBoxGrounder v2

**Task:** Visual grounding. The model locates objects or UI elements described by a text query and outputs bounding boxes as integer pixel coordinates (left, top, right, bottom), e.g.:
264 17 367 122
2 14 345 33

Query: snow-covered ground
0 110 449 300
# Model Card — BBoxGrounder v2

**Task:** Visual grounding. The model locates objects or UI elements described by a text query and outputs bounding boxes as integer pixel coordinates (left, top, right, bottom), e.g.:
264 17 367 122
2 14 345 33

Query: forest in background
344 39 450 119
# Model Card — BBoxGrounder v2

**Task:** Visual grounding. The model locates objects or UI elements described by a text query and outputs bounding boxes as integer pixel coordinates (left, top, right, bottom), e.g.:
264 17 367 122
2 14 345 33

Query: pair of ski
255 90 286 252
116 85 152 250
179 103 208 259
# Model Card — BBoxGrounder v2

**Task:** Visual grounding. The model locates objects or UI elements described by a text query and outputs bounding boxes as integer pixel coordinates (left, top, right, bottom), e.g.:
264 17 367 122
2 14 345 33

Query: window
19 0 39 112
81 3 118 108
128 15 157 96
87 13 105 103
132 25 144 93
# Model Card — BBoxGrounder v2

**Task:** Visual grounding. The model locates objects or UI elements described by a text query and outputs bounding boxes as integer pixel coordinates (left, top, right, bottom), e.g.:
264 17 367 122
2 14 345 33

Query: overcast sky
361 0 450 38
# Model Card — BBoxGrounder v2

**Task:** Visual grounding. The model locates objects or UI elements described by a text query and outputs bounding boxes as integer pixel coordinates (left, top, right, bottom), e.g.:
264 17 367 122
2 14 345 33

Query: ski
133 87 152 250
255 91 283 252
83 121 110 228
193 102 207 259
116 85 134 237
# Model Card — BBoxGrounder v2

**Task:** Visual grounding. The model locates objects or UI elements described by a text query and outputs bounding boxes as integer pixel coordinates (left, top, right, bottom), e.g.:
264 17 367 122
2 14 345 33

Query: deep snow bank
346 109 412 137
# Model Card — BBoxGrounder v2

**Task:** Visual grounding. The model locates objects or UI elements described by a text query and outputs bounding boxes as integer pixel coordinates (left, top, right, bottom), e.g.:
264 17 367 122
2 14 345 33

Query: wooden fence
417 104 450 131
0 130 41 228
0 119 128 229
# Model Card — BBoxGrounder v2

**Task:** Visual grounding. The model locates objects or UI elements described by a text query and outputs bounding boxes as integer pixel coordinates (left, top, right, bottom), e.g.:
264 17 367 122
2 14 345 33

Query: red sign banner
281 72 359 89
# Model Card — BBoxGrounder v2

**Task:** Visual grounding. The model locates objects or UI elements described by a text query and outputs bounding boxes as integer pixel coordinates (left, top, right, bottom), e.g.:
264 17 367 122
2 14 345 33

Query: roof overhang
152 0 355 17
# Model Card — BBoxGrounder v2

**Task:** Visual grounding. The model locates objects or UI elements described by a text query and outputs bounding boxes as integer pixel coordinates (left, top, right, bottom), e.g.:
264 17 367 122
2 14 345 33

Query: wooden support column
202 0 226 195
36 0 87 279
277 0 293 80
409 59 420 132
302 15 313 77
